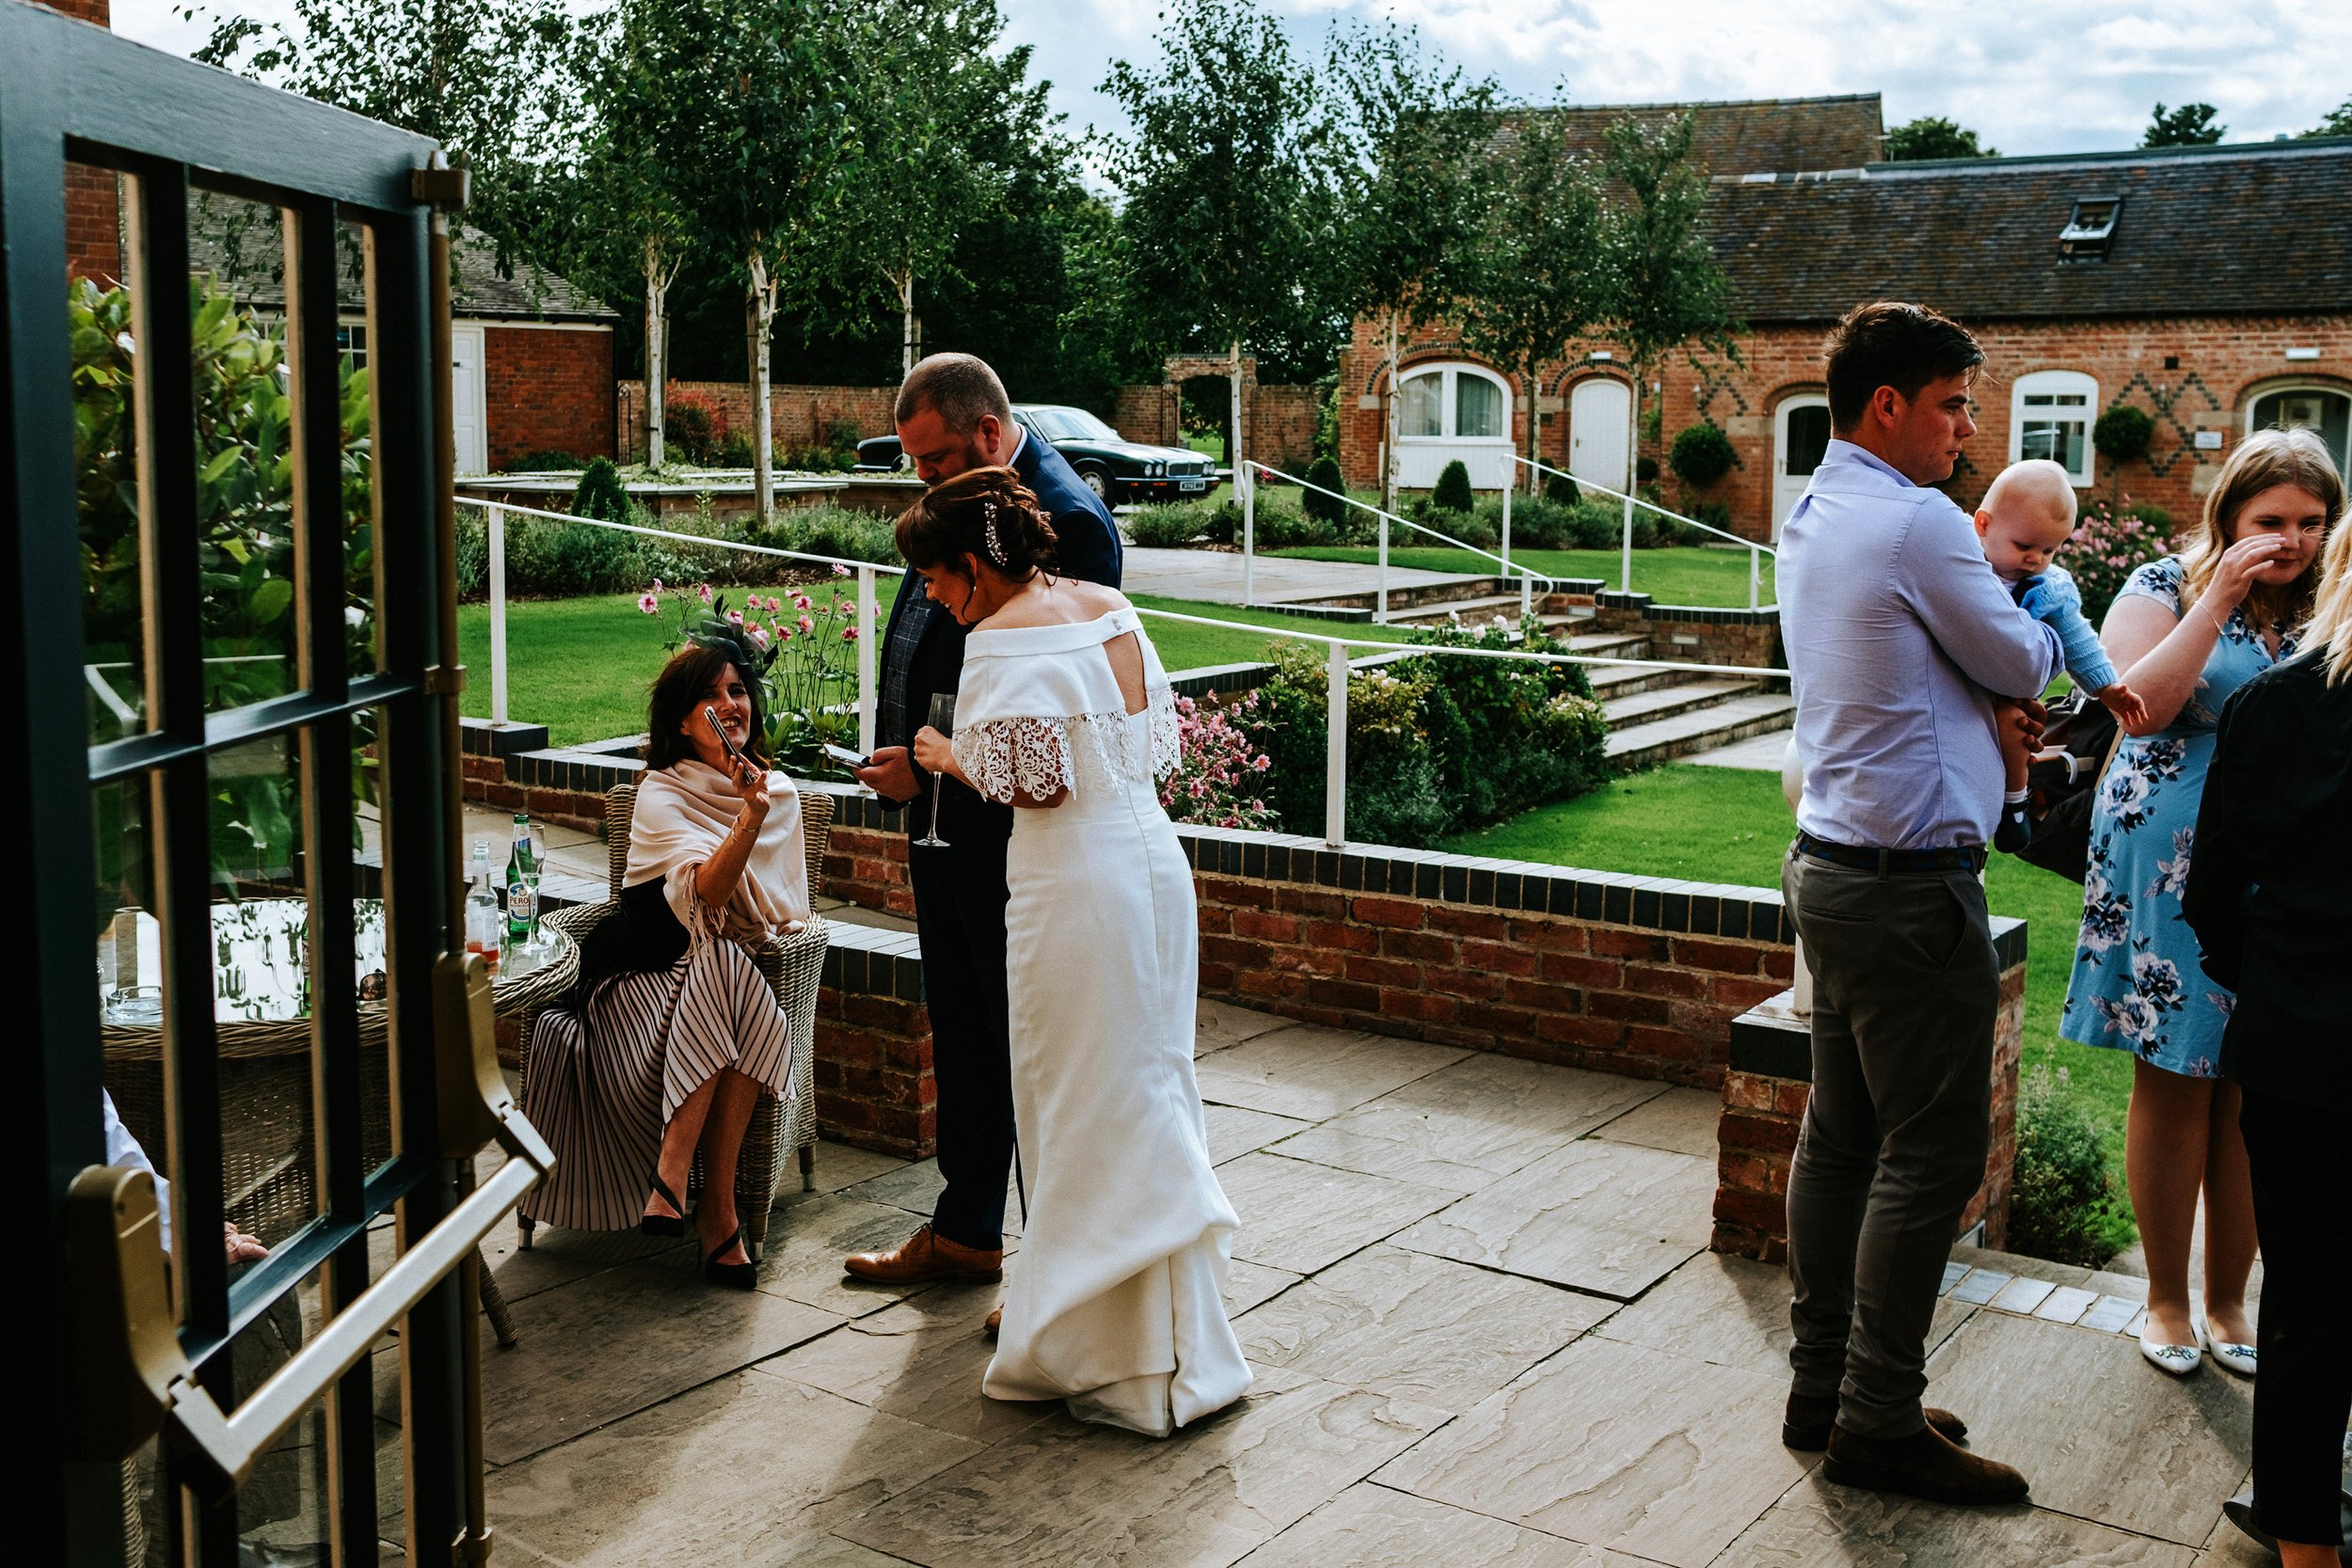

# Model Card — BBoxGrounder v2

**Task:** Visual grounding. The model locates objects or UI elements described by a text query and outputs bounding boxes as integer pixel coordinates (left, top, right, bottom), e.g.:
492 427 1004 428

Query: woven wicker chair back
597 781 834 897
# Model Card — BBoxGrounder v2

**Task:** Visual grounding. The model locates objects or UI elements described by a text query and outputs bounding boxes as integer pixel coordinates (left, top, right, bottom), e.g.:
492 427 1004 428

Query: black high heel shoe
641 1167 686 1238
702 1225 755 1290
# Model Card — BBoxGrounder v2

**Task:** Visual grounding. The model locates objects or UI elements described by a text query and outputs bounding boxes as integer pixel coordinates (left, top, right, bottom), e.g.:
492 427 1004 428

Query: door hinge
410 156 470 213
423 663 468 696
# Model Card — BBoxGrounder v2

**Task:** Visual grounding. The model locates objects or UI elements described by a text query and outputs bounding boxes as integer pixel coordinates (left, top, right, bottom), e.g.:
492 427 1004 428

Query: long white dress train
950 607 1252 1436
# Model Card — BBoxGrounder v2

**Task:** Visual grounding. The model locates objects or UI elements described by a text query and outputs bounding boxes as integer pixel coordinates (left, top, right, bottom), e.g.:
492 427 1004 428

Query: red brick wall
1341 310 2352 544
50 2 120 285
485 325 614 468
814 982 934 1155
1115 385 1181 448
617 380 898 462
1711 962 2026 1261
1248 384 1322 472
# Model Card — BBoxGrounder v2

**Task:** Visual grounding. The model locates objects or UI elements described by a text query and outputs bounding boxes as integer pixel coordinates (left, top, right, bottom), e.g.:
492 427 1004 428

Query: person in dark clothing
2184 488 2352 1568
843 354 1121 1291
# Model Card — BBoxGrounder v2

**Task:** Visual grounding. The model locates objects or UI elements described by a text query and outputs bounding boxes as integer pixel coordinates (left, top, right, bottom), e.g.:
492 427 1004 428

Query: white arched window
1393 362 1513 489
2010 370 2098 487
2246 383 2352 476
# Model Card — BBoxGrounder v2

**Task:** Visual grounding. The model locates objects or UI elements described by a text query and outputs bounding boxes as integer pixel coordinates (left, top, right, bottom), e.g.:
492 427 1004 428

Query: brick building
1338 94 2352 544
55 0 619 474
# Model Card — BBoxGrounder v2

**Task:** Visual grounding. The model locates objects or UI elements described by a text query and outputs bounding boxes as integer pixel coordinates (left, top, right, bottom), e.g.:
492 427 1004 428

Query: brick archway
1157 355 1258 464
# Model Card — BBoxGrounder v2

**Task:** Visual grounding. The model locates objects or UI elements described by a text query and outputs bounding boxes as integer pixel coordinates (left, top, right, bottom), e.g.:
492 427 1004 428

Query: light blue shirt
1781 439 2062 849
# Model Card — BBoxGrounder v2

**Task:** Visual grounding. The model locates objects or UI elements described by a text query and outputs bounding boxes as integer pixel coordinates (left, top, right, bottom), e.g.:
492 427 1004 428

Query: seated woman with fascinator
517 640 809 1288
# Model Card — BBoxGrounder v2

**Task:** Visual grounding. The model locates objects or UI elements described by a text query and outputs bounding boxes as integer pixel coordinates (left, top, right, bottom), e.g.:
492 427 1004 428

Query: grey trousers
1782 849 1998 1440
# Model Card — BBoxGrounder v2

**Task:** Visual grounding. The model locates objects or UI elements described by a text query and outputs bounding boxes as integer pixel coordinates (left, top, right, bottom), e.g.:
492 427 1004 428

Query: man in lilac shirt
1776 302 2061 1505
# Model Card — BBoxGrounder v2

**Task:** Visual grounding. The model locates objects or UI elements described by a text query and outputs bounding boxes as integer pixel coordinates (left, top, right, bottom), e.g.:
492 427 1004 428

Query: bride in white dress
904 465 1251 1436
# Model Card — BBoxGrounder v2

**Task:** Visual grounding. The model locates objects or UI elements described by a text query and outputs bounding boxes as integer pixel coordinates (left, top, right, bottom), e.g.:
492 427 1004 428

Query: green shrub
513 449 586 471
2006 1062 2133 1266
1542 469 1581 506
1314 378 1341 463
1242 622 1609 849
2092 404 2155 466
2066 497 2174 624
1431 459 1475 514
717 433 754 468
1302 455 1348 523
1668 422 1738 488
663 387 723 464
1635 455 1659 484
572 457 631 523
1688 500 1734 536
1126 503 1220 548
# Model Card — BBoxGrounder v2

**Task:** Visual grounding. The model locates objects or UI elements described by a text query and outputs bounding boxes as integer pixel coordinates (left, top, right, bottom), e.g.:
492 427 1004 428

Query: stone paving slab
1268 1055 1666 1193
1191 1026 1468 1123
1203 1102 1314 1164
488 1370 980 1568
1197 998 1292 1053
1589 1085 1724 1158
1924 1309 2250 1546
833 1366 1454 1568
1376 1335 1815 1568
751 1195 1002 1319
755 1286 1054 1445
482 1253 840 1465
1217 1152 1459 1275
1120 545 1470 608
1721 1473 2198 1567
1234 1481 1652 1566
1232 1245 1611 1415
1392 1137 1716 1301
841 1159 1027 1239
1587 1250 1982 1377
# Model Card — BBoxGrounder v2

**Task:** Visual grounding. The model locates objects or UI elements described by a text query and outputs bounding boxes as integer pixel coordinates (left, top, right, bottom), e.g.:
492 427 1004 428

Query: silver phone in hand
821 742 869 770
705 705 745 766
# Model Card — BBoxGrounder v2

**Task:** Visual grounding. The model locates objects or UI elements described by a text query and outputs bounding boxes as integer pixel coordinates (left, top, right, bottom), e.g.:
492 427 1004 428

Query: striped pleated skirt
517 936 794 1232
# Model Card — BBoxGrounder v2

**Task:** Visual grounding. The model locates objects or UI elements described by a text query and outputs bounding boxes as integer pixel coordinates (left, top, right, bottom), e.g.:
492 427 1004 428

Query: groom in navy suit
845 354 1120 1290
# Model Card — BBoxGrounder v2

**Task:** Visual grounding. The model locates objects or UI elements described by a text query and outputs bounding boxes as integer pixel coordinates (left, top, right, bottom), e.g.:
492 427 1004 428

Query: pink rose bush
1158 690 1278 832
2064 497 2174 625
634 576 869 770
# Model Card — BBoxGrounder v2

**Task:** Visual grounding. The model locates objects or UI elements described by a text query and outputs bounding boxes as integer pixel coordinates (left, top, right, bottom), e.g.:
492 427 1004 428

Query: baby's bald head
1976 459 2080 581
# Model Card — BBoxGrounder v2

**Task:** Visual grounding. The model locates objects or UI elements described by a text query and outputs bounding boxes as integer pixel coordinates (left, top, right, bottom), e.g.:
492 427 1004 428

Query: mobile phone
704 705 744 765
821 742 870 770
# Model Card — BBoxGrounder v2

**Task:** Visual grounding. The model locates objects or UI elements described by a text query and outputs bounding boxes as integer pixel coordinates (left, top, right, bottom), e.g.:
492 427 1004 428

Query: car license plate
1180 477 1206 493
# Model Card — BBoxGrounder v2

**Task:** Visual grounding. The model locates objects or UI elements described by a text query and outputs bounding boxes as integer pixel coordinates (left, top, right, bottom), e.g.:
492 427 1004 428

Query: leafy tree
186 0 575 277
2143 102 2225 147
1104 0 1343 484
2302 98 2352 138
659 0 867 525
1454 112 1607 499
1883 115 1998 161
1327 22 1501 507
848 1 1027 376
1596 111 1741 567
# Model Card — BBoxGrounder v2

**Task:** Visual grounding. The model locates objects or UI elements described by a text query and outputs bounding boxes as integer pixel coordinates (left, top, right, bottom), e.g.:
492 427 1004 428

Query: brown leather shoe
842 1224 1003 1285
1782 1391 1968 1451
1822 1421 2028 1506
984 1307 1002 1338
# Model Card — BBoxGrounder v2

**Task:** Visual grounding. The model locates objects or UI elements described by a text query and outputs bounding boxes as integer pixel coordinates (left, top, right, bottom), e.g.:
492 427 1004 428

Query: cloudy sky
113 0 2347 158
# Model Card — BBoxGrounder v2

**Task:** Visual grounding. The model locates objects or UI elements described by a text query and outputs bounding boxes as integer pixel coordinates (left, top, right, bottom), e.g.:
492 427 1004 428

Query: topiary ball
1543 469 1581 506
2092 404 2155 465
1668 422 1738 489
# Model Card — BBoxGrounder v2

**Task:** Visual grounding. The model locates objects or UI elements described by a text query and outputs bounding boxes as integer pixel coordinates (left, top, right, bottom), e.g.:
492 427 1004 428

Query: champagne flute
524 818 548 951
915 693 957 848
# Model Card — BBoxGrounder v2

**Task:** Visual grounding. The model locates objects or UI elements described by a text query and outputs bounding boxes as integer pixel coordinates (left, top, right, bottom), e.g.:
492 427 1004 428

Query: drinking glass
524 819 548 951
914 693 957 848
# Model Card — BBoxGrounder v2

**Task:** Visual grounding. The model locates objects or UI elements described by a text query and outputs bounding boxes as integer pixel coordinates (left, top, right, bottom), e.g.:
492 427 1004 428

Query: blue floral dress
2061 557 2295 1077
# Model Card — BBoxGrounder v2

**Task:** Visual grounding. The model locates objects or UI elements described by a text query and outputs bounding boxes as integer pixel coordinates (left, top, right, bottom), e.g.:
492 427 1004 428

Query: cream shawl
625 759 811 942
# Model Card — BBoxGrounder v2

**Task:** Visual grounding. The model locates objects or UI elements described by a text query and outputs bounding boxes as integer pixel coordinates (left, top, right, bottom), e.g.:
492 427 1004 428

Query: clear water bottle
505 813 538 949
465 840 501 974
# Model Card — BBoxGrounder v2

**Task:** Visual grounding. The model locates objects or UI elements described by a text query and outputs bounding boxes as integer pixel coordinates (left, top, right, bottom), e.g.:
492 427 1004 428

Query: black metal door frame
3 6 548 1563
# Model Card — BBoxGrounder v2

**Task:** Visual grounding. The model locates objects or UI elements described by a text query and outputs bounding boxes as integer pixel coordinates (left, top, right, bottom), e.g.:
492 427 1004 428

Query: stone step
1565 631 1651 658
1598 676 1763 728
1605 690 1797 769
1378 592 1568 628
1583 661 1687 698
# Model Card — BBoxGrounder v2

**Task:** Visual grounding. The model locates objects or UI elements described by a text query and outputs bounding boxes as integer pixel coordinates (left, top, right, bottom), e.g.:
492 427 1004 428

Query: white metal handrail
1511 454 1776 608
1245 462 1560 624
453 493 1786 849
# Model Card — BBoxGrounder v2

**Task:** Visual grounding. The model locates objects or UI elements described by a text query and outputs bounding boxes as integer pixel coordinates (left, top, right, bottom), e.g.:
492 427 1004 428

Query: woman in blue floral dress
2062 429 2336 1378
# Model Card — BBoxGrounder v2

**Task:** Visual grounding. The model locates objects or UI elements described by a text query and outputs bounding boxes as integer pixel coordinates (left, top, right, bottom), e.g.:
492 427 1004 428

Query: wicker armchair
516 782 832 1260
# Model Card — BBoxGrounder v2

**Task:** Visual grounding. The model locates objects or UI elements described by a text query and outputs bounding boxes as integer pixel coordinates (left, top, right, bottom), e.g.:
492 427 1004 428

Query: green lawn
1442 764 2132 1163
458 589 1379 748
1277 545 1776 610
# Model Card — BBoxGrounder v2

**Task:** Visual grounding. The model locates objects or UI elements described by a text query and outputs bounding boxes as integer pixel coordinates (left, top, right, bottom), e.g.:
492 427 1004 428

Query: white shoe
2196 1316 2256 1377
2138 1322 2202 1376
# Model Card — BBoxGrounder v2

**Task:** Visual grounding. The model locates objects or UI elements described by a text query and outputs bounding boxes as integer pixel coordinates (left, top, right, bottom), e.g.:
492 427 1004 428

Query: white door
451 324 488 475
1568 376 1631 495
1772 395 1832 538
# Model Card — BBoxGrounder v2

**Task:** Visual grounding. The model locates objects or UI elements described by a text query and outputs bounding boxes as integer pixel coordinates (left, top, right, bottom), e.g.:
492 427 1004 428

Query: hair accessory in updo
981 499 1005 566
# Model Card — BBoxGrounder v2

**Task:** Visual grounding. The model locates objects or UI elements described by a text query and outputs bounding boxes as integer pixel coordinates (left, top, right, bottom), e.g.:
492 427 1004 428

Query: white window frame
2010 370 2098 488
2244 381 2352 476
1395 362 1513 446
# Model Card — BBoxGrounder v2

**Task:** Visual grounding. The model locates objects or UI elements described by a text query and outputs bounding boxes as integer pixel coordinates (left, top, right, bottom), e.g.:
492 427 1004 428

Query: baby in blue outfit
1975 460 2147 851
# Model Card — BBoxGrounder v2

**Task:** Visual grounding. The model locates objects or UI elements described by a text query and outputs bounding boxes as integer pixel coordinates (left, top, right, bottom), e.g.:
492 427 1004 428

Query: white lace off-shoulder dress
950 606 1251 1436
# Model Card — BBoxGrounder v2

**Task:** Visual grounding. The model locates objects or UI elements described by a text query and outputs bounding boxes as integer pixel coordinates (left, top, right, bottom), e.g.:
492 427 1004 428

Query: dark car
854 404 1216 505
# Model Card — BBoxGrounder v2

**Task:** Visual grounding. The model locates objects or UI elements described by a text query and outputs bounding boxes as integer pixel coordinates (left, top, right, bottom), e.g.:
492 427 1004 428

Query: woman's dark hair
644 641 766 771
1822 300 1984 431
894 466 1059 582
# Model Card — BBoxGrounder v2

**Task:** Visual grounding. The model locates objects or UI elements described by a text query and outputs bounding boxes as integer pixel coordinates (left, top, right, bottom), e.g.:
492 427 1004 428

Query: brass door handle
69 951 554 1483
